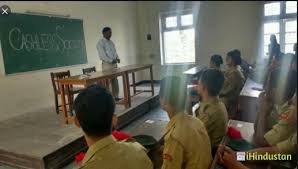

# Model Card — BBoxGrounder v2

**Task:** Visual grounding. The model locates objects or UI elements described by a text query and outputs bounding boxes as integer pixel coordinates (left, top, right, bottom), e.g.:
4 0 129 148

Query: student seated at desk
219 49 245 118
195 54 223 80
254 63 297 147
209 54 223 70
160 76 212 169
263 94 297 154
195 69 228 154
73 85 153 169
217 94 297 169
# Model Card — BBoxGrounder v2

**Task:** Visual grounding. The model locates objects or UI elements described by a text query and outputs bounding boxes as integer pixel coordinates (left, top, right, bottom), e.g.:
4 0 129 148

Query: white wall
136 1 263 80
0 1 264 121
0 1 139 121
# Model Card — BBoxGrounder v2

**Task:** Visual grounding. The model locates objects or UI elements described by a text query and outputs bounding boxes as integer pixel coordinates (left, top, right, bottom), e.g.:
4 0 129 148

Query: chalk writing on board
8 25 84 52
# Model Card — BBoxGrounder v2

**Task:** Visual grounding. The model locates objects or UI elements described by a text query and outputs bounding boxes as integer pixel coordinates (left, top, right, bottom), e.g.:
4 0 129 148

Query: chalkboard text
8 26 84 52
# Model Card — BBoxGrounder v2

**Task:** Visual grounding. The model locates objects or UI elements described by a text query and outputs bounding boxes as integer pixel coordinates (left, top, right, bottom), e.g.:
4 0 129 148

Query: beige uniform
79 135 153 169
219 66 245 117
195 97 228 149
267 102 291 129
162 113 212 169
254 96 292 147
275 132 297 154
264 104 297 154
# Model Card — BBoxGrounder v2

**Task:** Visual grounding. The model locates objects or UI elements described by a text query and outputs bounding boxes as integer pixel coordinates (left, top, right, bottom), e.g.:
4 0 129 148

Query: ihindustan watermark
237 152 292 161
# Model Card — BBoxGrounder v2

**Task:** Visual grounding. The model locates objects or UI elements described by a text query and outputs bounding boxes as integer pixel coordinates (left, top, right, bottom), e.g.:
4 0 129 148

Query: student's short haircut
159 76 187 111
210 54 223 67
227 49 242 65
102 27 111 33
74 84 115 137
269 68 297 101
199 69 225 96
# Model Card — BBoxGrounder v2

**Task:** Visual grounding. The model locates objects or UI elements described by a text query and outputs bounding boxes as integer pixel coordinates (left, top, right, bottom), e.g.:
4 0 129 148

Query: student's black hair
199 69 225 96
102 27 111 34
227 49 242 65
159 76 187 111
270 34 278 45
74 84 115 137
269 67 297 102
210 54 223 67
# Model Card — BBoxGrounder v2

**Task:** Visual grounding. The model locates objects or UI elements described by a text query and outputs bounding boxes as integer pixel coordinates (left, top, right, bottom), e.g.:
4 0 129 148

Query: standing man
97 27 121 101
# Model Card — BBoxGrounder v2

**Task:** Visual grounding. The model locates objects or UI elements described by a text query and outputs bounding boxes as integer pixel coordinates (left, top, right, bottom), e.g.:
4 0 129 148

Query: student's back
195 69 228 151
159 76 212 169
80 135 152 169
196 98 228 149
163 113 212 169
73 85 153 169
220 50 245 117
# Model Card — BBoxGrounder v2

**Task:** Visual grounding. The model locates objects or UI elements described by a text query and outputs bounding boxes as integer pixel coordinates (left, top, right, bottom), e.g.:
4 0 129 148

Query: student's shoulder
78 160 101 169
170 114 204 137
118 139 148 154
202 102 227 116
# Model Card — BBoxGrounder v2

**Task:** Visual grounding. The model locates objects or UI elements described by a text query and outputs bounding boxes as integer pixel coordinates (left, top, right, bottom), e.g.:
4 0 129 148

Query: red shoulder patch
163 153 173 162
280 113 289 120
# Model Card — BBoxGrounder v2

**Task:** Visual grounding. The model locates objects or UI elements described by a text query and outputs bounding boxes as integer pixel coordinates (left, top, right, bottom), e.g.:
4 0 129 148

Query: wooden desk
238 78 263 123
57 64 154 124
183 66 206 76
120 64 154 97
183 66 207 84
210 120 255 169
121 108 169 141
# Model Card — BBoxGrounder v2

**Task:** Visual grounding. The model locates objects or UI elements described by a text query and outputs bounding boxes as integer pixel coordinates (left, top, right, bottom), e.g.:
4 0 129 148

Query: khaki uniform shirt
162 113 212 169
276 132 297 154
219 66 245 117
195 97 228 148
264 105 296 154
79 135 153 169
268 102 291 129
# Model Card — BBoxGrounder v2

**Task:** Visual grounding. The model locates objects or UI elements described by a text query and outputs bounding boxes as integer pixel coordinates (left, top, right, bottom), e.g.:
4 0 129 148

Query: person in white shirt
97 27 120 101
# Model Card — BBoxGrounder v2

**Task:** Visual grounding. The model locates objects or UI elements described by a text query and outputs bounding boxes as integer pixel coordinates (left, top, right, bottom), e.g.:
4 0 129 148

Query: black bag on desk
132 134 158 149
226 138 255 151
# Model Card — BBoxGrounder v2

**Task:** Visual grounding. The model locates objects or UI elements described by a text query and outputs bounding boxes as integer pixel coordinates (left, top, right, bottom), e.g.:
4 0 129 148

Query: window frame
262 1 297 58
159 9 196 65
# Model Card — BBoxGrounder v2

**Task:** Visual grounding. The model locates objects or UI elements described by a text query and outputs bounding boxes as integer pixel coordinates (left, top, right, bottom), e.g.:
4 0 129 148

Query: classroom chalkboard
0 13 87 74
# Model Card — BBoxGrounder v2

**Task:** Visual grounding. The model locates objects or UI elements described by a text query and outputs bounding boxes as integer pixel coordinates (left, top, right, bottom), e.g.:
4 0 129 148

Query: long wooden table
57 64 154 124
238 78 263 123
183 66 207 76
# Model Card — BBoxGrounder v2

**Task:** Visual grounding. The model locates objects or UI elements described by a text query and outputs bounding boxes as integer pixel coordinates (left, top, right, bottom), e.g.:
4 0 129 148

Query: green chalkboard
0 13 87 74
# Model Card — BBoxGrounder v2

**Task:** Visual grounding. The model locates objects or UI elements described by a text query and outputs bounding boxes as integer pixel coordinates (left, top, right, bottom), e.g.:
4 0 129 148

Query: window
159 10 195 65
264 2 280 16
285 20 297 53
286 1 297 14
262 1 297 58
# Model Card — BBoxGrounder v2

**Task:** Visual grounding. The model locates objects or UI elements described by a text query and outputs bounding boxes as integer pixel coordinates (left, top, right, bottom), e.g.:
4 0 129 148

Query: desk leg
59 83 68 124
132 72 136 95
150 66 154 96
123 73 131 108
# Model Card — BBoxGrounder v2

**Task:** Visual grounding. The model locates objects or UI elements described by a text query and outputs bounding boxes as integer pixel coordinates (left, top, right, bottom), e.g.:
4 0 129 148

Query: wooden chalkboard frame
0 13 88 74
